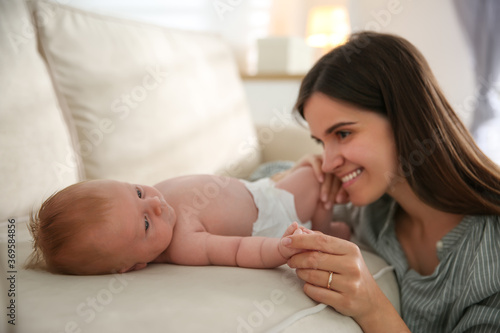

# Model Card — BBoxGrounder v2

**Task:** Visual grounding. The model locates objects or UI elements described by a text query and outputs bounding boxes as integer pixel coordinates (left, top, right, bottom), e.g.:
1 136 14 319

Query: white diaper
240 178 312 238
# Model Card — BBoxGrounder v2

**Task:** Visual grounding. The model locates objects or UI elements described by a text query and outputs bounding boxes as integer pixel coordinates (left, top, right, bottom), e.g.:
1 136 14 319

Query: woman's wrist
355 296 410 333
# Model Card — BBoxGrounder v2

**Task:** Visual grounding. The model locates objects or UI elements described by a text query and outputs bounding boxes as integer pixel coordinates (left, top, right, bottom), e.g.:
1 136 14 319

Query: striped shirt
334 195 500 332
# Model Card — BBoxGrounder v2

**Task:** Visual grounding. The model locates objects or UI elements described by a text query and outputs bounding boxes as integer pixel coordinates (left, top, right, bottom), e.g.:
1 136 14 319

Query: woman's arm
282 232 410 333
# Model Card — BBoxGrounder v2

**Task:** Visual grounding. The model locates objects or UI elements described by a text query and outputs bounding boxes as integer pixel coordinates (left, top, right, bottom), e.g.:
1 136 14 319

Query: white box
257 37 313 75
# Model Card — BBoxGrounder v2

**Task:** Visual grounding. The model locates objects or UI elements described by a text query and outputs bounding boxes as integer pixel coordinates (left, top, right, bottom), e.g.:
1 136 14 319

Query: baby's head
26 180 175 275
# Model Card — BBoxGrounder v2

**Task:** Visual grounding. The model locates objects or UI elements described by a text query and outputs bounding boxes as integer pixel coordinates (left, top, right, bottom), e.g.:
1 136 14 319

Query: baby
27 166 334 275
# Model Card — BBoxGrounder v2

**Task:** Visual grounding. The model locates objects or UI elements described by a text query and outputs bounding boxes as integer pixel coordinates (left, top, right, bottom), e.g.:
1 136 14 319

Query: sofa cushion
7 221 398 332
0 0 81 222
33 0 260 185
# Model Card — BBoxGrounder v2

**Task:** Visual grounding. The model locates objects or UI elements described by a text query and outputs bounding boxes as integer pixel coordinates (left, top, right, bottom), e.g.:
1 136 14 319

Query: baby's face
83 180 176 273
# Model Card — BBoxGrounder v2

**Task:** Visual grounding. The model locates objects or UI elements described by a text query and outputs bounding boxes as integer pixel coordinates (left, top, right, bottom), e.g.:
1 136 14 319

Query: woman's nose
322 145 344 173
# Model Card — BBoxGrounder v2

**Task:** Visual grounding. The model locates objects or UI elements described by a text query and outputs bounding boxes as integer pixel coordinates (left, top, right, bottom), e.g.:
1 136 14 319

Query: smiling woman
303 93 398 207
295 31 500 217
283 31 500 333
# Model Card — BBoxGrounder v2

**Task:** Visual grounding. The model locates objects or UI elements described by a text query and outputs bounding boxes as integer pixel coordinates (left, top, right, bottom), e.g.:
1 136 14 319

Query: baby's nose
151 196 162 216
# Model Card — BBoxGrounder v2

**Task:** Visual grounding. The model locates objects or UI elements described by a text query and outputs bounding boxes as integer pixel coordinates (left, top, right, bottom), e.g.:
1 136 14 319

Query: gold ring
327 272 333 290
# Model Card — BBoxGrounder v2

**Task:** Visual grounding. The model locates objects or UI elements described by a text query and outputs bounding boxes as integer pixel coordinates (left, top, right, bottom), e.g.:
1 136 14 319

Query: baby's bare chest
164 175 259 236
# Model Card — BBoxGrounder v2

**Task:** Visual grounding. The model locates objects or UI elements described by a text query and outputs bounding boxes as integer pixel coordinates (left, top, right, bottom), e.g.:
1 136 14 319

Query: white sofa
0 1 399 332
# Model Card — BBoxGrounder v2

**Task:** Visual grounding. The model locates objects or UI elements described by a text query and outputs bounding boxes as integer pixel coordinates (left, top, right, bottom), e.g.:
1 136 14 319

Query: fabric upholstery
34 0 260 185
0 0 81 222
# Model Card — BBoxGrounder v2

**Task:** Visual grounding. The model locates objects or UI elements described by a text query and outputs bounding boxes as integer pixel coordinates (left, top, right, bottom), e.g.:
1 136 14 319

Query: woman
280 31 500 332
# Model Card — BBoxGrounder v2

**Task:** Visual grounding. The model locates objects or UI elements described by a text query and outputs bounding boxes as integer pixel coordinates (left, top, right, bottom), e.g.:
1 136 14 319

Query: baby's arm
173 224 305 268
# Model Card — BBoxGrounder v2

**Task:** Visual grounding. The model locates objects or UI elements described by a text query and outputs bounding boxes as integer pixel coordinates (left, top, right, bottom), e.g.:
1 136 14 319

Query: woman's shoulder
465 214 500 236
455 214 500 249
454 215 500 278
454 214 500 301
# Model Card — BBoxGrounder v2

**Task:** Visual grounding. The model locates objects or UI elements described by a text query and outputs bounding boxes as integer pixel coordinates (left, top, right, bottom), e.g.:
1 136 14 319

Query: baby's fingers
282 222 299 237
294 226 314 235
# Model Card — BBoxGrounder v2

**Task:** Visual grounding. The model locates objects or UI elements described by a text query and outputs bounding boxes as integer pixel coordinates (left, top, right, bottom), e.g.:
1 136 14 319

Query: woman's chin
346 194 381 207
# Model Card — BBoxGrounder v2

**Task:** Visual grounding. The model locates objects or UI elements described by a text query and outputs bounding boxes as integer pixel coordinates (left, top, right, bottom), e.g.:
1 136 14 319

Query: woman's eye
337 131 351 139
137 189 142 198
313 138 324 146
145 217 149 231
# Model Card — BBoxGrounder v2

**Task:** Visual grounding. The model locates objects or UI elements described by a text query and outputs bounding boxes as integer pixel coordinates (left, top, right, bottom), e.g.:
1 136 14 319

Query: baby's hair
25 181 113 275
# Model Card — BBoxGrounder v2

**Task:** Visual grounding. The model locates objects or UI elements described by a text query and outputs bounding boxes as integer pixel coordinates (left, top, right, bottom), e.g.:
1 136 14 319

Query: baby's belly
197 177 258 236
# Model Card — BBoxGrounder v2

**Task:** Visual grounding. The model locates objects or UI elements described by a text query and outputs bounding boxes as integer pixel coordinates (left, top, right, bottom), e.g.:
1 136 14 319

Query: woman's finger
309 155 325 183
336 188 350 204
320 172 334 205
287 249 351 272
295 154 324 183
282 232 355 255
326 175 343 208
302 283 342 311
295 269 344 292
328 221 352 240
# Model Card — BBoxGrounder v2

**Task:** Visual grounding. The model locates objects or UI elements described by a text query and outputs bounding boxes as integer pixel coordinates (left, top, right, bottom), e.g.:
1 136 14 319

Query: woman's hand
281 232 408 332
274 154 349 209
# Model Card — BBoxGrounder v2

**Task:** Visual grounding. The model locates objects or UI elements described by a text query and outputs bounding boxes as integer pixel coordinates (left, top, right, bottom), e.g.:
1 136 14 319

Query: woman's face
303 92 399 206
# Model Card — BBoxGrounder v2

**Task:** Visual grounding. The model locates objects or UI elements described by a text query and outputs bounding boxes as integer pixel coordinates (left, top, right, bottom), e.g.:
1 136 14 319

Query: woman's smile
340 168 363 188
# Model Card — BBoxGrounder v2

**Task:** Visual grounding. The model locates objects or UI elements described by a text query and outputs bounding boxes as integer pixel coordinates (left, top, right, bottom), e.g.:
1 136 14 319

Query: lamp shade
306 6 350 48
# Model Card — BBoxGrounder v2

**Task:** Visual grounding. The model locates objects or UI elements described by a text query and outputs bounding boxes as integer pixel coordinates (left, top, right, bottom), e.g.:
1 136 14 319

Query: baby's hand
278 222 312 259
282 222 314 237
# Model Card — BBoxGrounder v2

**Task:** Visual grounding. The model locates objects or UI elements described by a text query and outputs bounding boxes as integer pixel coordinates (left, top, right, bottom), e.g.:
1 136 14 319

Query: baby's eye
145 217 149 231
136 188 143 199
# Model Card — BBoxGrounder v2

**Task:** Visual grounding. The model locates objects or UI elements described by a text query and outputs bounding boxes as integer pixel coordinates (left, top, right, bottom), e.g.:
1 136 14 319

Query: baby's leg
276 166 334 232
275 166 321 223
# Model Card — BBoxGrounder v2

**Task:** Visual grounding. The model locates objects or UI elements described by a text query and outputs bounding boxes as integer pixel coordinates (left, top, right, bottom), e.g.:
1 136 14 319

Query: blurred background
48 0 499 164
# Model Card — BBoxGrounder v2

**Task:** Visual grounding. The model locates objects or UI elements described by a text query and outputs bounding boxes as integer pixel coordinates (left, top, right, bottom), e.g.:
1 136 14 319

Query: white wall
248 0 476 131
48 0 476 127
351 0 475 127
243 79 303 127
56 0 274 73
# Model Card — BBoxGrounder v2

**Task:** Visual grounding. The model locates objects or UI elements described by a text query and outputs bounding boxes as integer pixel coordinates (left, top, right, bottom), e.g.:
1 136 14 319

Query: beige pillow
0 0 81 222
34 0 260 185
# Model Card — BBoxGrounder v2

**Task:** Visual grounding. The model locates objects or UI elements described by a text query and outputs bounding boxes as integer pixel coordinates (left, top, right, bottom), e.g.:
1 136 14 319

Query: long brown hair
295 31 500 215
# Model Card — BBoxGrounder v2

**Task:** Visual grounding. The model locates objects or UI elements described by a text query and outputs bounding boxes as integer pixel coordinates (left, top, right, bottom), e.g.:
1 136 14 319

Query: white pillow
34 0 260 185
0 0 81 222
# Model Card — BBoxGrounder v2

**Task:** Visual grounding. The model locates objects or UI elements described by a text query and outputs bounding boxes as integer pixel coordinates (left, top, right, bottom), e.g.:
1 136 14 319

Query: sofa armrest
257 124 322 163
